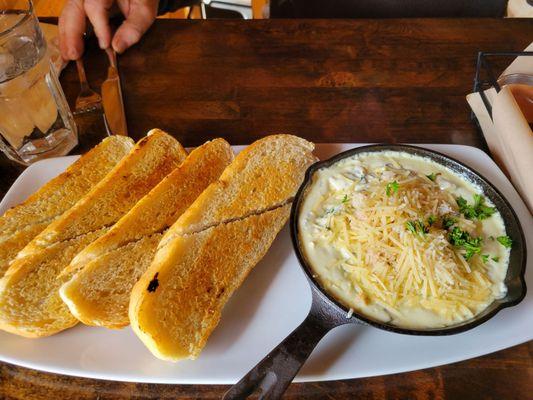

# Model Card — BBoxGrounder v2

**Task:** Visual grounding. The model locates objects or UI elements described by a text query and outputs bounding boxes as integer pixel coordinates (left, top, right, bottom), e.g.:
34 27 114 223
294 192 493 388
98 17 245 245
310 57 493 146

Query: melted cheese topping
299 151 510 329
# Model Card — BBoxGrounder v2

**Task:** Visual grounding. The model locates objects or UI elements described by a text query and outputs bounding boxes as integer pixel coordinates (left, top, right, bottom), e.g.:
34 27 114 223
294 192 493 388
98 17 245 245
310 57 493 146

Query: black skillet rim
290 144 527 336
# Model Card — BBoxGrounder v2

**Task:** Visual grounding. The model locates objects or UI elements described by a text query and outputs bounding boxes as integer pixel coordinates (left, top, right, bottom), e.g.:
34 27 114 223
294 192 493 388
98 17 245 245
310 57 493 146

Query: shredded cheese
300 154 506 328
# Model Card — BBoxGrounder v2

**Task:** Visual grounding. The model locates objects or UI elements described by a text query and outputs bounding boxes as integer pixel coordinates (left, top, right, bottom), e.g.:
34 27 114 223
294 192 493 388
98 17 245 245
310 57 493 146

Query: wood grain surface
0 18 532 399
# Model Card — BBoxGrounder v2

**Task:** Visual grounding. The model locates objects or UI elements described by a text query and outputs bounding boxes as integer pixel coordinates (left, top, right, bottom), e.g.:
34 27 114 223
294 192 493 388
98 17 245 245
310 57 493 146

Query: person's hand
59 0 159 60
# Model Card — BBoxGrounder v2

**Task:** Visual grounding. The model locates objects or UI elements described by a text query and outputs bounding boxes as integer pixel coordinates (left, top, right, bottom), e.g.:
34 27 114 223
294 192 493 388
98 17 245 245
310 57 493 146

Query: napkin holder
467 51 533 214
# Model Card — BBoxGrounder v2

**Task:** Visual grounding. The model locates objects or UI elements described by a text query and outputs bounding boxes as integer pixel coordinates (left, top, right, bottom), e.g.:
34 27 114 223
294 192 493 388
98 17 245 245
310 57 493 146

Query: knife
101 48 128 136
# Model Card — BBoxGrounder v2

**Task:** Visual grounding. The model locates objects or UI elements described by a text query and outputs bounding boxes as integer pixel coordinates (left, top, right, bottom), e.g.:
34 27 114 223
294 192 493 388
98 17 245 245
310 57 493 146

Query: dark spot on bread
147 273 159 292
216 287 225 299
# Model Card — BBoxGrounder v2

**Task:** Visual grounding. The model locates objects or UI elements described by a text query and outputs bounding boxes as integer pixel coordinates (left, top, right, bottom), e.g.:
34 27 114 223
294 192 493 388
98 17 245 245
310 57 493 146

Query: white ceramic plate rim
0 143 531 384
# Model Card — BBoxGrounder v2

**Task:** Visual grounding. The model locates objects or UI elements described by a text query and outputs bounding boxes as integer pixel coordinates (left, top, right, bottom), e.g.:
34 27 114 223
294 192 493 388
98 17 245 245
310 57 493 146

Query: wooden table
0 18 532 399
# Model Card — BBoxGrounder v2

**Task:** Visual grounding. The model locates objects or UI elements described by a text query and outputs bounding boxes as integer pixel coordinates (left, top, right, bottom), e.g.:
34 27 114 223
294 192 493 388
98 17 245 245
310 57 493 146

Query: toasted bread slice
159 134 316 246
0 228 109 337
130 204 291 361
0 136 134 277
60 139 234 328
16 129 186 260
0 130 187 337
129 134 315 361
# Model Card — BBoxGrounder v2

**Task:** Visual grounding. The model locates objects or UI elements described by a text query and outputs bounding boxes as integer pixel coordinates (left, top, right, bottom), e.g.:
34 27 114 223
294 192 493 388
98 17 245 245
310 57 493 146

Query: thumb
112 1 158 53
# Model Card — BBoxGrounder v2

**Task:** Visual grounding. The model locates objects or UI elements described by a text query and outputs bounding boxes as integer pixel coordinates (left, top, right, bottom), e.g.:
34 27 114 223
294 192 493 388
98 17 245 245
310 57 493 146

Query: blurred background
29 0 533 20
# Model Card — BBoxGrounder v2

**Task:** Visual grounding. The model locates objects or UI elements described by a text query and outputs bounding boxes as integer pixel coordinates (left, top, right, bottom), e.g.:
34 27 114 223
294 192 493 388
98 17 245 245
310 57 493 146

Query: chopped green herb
406 221 417 234
448 227 483 261
426 173 437 182
456 196 468 208
481 254 490 263
474 194 497 219
448 228 470 246
491 256 500 262
497 235 513 248
342 194 349 203
427 215 437 226
406 220 429 236
442 216 457 230
386 181 399 196
456 195 496 221
464 240 483 260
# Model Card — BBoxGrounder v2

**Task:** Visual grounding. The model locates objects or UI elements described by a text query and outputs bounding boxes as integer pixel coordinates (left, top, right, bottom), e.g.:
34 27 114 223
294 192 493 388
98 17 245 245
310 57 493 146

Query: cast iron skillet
224 144 527 400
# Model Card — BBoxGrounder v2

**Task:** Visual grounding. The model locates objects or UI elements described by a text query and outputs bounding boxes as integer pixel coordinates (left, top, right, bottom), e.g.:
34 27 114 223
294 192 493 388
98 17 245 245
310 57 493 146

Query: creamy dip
299 151 511 329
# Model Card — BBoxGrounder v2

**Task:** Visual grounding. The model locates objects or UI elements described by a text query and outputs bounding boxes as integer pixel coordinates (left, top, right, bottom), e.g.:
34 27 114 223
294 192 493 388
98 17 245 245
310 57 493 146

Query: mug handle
223 297 346 400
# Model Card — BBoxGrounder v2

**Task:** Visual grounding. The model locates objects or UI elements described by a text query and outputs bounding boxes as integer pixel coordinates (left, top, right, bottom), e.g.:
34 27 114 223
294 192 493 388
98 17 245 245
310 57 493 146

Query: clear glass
0 0 77 165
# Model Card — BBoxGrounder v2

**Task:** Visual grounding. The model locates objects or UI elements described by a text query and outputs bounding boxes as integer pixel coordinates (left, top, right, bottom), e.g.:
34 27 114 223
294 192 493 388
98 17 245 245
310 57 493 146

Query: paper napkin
466 43 533 214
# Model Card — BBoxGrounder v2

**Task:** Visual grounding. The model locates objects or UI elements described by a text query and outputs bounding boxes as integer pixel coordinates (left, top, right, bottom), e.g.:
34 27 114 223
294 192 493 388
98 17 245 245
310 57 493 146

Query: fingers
58 0 87 60
59 0 156 59
112 0 158 53
84 0 116 49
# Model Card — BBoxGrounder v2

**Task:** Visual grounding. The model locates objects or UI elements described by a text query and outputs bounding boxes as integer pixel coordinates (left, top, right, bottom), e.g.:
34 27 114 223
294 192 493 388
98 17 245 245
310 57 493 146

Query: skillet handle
223 301 343 400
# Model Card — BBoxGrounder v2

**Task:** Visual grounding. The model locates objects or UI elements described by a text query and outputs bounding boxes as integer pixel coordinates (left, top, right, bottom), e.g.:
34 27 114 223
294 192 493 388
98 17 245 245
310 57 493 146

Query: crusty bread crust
60 139 234 328
0 136 134 277
0 130 187 337
129 134 316 361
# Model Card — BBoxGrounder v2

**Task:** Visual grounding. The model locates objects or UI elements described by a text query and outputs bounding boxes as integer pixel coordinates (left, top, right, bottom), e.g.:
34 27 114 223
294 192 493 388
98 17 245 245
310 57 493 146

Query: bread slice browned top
0 136 134 277
0 130 187 338
16 129 186 260
59 139 234 329
159 134 316 246
129 134 316 361
131 205 291 361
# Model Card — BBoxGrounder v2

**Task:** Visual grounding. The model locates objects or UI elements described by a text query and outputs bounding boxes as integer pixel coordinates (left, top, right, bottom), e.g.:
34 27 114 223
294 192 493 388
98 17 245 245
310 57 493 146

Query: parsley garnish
481 254 490 263
448 227 483 261
442 216 457 230
406 221 417 234
426 173 437 182
456 194 496 221
406 220 429 236
497 235 513 248
491 256 500 262
427 215 437 226
342 194 349 203
386 181 399 196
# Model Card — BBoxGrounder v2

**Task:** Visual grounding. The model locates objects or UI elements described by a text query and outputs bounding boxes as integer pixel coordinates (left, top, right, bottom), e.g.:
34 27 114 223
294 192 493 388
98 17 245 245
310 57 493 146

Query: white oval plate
0 143 531 384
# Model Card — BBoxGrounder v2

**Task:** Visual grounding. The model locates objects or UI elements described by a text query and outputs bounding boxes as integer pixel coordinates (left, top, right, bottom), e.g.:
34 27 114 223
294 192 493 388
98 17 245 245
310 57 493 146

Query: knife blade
101 48 128 136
